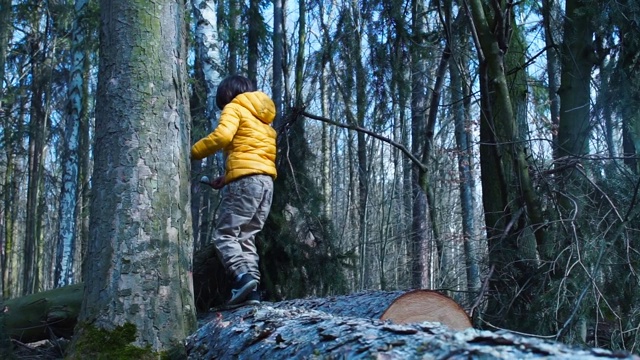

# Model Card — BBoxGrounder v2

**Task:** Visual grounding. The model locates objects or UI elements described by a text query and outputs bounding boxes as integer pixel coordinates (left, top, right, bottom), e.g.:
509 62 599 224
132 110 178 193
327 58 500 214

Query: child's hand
200 175 225 189
210 176 225 189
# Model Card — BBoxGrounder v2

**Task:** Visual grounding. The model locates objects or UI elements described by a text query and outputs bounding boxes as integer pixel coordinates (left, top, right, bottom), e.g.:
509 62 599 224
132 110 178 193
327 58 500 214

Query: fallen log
268 289 472 330
187 306 635 359
2 282 470 343
1 284 83 343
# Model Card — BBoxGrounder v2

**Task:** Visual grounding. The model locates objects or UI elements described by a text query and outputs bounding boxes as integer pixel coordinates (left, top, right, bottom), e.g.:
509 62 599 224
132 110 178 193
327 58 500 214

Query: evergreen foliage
260 110 351 300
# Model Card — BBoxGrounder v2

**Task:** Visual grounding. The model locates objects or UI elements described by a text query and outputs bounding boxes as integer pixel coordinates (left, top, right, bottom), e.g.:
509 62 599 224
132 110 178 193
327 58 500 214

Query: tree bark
227 0 240 74
410 0 432 289
247 0 260 84
269 289 471 331
450 13 480 304
542 0 561 155
191 0 221 119
186 306 633 359
24 3 48 296
55 0 88 288
72 0 196 354
190 0 222 250
0 0 15 299
272 0 284 125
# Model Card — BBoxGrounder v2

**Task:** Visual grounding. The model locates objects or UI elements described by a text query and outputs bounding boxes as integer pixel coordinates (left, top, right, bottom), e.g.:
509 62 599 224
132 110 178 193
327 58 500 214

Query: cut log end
380 290 472 331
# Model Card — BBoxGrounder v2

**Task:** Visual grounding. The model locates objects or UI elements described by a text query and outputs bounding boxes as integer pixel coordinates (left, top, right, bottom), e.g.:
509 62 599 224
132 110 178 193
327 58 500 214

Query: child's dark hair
216 75 256 110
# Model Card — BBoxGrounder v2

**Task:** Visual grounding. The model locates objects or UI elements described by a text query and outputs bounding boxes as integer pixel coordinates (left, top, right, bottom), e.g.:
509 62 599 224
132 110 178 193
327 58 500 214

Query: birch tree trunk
191 0 221 119
55 0 89 288
73 0 196 355
191 0 222 249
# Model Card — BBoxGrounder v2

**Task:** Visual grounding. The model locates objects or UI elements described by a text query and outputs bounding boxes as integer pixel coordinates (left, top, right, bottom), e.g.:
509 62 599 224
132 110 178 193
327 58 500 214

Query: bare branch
299 109 427 172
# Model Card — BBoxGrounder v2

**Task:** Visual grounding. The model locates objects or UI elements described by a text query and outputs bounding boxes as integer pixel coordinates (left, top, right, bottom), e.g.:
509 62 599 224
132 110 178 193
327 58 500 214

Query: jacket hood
232 92 276 125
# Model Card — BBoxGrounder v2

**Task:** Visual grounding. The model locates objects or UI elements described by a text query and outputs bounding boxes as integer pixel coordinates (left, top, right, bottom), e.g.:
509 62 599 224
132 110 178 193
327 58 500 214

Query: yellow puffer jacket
191 91 277 183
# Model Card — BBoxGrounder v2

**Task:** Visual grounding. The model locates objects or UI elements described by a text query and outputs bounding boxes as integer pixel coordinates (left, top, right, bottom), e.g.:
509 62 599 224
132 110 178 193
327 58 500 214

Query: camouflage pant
213 174 273 283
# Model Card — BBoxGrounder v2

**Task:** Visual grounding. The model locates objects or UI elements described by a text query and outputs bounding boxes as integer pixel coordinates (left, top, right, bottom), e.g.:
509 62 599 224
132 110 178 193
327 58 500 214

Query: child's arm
191 105 241 160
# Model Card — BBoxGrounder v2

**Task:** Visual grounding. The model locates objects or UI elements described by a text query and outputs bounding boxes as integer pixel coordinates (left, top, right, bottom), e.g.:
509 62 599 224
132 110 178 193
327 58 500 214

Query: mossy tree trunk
72 0 196 356
468 0 547 332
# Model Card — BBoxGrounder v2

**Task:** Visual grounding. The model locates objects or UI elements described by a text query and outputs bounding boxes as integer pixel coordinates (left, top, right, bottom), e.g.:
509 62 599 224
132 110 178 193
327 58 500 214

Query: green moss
72 323 155 360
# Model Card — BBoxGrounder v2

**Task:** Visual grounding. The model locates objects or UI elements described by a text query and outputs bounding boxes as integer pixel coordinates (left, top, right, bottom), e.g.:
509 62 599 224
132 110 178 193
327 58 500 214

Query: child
191 75 277 307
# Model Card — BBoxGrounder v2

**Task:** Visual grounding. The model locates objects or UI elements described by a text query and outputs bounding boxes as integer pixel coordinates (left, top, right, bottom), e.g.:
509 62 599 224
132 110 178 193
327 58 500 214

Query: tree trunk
72 0 196 355
4 75 28 299
552 0 595 342
410 0 431 289
77 47 91 283
190 0 222 250
542 0 562 155
423 44 450 287
247 0 260 84
450 15 480 304
320 37 332 218
186 306 632 359
557 0 593 160
468 0 546 331
272 0 284 125
294 0 306 107
0 0 14 299
24 4 47 296
55 0 88 288
227 0 240 74
2 284 83 343
191 0 221 119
